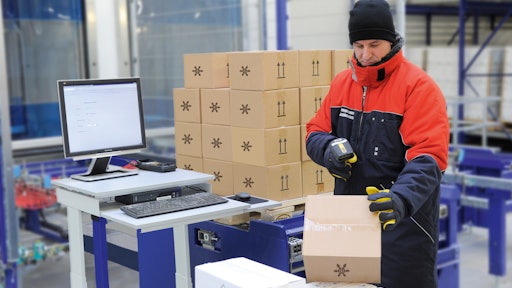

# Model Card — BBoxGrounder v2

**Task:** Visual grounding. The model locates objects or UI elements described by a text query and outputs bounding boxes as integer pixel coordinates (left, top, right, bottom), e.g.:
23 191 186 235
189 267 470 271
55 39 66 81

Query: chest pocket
364 112 405 164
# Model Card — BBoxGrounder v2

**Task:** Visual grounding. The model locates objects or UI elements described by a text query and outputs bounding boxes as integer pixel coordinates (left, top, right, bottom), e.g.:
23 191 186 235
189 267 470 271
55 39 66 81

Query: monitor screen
57 77 146 181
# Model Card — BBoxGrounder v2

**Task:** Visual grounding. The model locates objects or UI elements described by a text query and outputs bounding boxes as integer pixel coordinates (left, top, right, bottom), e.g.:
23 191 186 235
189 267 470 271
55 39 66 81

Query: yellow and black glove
323 138 357 181
366 186 406 231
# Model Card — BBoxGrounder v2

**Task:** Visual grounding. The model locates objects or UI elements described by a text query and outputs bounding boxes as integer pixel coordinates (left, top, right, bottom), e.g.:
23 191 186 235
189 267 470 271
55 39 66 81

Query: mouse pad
227 195 268 205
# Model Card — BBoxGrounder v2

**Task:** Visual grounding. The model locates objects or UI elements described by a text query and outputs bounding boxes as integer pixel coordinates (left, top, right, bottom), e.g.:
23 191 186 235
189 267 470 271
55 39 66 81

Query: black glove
323 140 356 181
366 186 406 231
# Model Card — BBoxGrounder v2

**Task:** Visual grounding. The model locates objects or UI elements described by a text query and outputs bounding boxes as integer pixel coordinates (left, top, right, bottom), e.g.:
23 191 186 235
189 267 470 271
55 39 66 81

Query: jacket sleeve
306 131 336 166
392 74 449 216
400 75 449 172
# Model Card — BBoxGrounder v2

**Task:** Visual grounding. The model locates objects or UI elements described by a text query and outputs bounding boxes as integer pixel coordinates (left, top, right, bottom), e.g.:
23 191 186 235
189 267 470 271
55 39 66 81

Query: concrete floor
19 210 512 288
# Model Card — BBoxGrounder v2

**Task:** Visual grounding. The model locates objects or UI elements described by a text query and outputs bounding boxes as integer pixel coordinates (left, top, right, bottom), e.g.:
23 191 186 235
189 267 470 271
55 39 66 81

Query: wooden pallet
253 197 307 222
214 197 308 225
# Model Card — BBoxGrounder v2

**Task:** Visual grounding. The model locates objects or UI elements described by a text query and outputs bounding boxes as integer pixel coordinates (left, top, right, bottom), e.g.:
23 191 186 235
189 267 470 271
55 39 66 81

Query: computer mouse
234 191 251 202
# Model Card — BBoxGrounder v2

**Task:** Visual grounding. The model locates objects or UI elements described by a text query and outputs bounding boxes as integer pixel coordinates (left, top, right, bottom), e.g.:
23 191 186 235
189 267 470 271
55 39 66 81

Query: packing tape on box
304 218 380 233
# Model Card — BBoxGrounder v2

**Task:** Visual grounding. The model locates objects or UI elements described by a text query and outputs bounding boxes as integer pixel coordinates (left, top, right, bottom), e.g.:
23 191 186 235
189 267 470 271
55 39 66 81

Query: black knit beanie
349 0 396 44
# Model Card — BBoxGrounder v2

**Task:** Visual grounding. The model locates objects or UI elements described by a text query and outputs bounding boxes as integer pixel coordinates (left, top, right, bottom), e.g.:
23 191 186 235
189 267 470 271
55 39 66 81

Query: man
305 0 450 287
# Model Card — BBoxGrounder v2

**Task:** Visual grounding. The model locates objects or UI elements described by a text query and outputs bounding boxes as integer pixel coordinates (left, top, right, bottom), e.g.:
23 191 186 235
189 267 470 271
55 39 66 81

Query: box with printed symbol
174 121 202 157
303 195 381 284
301 160 334 196
202 158 234 196
230 88 300 129
332 50 353 79
200 88 230 125
300 85 330 125
231 126 301 166
173 88 201 123
232 162 302 201
228 51 299 91
184 52 229 88
299 50 332 87
201 124 232 162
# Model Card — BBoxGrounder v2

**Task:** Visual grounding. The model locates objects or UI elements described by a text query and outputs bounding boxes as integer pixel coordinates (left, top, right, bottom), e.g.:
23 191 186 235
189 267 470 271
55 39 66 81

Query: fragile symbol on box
240 65 251 76
314 97 322 112
334 263 350 277
277 101 286 117
315 169 325 185
192 66 203 76
239 104 251 114
278 138 288 154
182 134 193 144
241 141 252 151
280 175 289 191
180 100 192 111
213 171 222 182
243 177 254 188
312 60 320 76
211 137 222 149
209 102 221 113
277 62 286 78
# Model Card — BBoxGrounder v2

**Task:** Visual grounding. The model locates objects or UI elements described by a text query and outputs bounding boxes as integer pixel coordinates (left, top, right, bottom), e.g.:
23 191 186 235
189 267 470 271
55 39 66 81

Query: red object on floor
15 181 57 210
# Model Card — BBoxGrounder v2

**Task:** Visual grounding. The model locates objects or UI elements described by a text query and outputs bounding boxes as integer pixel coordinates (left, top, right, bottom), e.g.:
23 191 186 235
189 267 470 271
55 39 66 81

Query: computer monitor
57 77 146 181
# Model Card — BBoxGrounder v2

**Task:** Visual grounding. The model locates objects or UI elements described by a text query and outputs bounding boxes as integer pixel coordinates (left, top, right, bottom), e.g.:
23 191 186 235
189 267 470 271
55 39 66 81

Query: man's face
352 39 392 67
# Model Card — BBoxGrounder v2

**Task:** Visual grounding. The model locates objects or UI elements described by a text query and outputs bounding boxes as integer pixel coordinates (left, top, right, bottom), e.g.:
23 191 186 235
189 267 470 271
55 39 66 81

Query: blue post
92 216 110 287
276 0 288 50
457 0 466 144
486 188 508 276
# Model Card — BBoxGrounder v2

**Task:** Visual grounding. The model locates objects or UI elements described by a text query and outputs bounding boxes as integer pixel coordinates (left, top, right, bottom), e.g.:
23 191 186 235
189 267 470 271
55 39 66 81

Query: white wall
287 0 351 50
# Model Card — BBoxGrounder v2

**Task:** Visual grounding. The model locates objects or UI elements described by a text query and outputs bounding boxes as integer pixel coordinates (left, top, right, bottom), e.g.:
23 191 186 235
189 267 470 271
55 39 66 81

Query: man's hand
323 139 357 181
366 186 405 231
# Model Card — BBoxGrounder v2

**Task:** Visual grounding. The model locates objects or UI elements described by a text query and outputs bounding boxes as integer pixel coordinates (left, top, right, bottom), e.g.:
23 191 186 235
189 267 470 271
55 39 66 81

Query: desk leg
173 224 193 288
92 216 110 288
67 207 88 288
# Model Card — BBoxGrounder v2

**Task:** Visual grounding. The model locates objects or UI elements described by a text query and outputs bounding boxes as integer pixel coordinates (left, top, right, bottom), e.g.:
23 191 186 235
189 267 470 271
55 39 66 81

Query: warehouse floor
19 208 512 288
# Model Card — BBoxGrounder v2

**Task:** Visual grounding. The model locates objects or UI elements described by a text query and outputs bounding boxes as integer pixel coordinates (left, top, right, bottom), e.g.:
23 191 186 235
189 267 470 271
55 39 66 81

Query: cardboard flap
302 195 381 283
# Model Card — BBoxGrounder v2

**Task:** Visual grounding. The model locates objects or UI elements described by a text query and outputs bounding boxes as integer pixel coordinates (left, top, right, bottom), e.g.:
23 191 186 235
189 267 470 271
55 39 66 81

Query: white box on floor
195 257 306 288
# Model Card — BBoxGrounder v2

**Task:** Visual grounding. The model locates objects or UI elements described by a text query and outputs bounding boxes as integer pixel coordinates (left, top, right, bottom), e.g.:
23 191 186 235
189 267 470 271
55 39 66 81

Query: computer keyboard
120 192 228 218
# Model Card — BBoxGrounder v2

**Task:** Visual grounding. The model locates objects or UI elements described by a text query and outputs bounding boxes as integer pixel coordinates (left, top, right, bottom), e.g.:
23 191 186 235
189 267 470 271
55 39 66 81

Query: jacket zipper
357 86 367 139
411 217 435 244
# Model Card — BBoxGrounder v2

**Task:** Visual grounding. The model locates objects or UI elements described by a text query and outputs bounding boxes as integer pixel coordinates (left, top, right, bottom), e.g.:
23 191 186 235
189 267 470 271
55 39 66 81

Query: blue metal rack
444 146 512 278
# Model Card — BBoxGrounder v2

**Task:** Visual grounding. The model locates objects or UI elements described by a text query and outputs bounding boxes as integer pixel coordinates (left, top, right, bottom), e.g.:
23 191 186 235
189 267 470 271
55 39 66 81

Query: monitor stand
71 156 138 182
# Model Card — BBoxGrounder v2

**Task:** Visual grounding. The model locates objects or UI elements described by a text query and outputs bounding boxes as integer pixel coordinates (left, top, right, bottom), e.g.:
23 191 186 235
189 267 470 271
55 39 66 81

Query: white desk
53 168 279 288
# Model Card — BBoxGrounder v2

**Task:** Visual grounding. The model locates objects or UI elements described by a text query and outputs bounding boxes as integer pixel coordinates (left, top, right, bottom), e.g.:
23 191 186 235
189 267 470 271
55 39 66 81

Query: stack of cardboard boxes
174 49 353 201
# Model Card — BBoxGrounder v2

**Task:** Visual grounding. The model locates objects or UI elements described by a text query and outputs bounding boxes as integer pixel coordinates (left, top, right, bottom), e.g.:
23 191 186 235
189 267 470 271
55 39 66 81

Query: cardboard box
200 88 230 125
195 257 306 288
174 121 202 157
299 50 332 87
173 88 201 123
232 162 302 201
300 86 330 124
201 124 232 161
184 52 229 88
231 126 301 166
230 88 300 129
331 50 353 79
303 195 381 284
202 158 234 196
175 154 203 171
300 125 309 161
301 161 334 196
229 51 299 91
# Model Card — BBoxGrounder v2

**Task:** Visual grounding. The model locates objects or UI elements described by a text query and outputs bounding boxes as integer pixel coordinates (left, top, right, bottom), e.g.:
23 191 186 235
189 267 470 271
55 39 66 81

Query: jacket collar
350 45 404 88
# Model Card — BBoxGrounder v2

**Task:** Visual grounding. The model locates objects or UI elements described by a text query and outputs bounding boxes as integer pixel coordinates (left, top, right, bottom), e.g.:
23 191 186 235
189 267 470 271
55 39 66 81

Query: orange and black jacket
305 42 449 288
